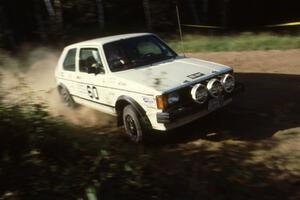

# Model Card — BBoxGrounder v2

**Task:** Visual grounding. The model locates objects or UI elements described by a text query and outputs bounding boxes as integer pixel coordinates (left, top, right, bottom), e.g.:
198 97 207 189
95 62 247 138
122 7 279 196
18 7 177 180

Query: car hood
113 57 232 94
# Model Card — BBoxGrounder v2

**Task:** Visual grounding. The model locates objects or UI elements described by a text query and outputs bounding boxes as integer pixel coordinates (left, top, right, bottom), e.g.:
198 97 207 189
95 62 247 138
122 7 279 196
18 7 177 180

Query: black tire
59 86 76 108
122 105 144 143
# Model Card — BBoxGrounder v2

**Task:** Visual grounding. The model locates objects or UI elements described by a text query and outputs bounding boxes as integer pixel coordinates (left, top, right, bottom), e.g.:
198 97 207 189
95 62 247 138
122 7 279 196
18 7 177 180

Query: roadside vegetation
0 83 299 199
168 32 300 52
0 96 150 199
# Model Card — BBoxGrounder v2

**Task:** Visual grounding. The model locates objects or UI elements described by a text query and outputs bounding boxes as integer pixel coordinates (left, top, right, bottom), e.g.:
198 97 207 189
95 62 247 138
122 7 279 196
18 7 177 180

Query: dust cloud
0 47 114 128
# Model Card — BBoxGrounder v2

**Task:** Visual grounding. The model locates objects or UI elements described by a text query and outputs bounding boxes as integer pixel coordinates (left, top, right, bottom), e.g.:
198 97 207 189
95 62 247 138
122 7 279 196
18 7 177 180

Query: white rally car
55 33 242 142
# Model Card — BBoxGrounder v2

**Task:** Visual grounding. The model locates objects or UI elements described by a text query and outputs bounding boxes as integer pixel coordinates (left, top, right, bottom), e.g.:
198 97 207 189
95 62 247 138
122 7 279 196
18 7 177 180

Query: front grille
177 85 194 104
166 73 231 112
165 83 200 111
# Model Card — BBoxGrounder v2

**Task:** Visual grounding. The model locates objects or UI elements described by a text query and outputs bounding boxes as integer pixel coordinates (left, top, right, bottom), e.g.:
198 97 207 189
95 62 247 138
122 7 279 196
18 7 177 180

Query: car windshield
103 35 177 72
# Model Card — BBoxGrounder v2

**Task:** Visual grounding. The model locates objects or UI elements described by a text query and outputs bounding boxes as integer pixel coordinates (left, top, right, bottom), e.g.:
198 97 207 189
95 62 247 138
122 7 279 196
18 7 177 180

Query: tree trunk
201 0 208 23
53 0 63 32
33 0 47 41
96 0 105 30
221 0 230 27
142 0 152 31
0 5 16 49
43 0 55 16
43 0 63 39
187 0 200 24
0 5 4 47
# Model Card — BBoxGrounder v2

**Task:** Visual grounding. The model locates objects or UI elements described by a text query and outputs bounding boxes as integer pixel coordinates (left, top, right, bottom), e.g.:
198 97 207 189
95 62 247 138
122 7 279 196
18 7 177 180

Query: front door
75 47 111 111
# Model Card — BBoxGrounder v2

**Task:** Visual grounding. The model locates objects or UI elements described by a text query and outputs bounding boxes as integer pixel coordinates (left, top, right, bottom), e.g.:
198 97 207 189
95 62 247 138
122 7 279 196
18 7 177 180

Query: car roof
65 33 152 49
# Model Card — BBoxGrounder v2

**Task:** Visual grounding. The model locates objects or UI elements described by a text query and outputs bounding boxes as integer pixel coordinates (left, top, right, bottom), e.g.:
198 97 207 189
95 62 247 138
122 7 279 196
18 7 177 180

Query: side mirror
87 66 96 74
87 64 104 75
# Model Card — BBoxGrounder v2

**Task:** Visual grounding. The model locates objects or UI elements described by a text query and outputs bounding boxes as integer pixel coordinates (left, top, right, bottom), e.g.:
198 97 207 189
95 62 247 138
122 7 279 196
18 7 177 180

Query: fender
116 96 152 128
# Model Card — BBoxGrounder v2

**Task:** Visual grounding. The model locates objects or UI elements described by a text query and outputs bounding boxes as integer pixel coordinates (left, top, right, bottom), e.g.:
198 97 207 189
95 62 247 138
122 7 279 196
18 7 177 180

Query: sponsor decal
187 72 204 79
143 97 155 105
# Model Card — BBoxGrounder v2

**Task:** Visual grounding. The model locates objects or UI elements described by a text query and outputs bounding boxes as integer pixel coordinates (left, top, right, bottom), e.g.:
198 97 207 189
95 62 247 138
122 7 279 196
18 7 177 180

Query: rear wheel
122 105 144 143
59 87 76 108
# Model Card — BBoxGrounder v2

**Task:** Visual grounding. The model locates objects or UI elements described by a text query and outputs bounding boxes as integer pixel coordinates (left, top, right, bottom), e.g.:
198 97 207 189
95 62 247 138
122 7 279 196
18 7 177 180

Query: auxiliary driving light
191 83 208 104
207 79 223 98
221 74 235 93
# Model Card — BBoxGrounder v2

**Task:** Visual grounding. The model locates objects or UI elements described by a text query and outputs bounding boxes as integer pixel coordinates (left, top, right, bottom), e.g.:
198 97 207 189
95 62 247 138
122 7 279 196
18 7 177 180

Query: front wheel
122 105 144 143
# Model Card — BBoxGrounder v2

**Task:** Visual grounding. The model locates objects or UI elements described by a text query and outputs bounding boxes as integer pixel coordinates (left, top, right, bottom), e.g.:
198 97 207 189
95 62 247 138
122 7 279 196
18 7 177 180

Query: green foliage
168 33 300 52
0 99 148 199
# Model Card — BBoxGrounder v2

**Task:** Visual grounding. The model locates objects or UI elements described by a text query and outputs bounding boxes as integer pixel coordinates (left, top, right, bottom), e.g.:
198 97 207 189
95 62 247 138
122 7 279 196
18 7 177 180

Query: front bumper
156 82 244 124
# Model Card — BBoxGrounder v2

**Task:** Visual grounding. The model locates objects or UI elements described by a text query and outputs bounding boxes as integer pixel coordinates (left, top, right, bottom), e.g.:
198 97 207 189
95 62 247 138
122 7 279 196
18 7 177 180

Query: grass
167 32 300 52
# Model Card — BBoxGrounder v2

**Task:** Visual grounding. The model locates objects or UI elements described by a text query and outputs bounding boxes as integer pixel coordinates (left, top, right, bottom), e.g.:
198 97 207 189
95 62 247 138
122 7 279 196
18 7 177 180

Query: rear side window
63 48 76 71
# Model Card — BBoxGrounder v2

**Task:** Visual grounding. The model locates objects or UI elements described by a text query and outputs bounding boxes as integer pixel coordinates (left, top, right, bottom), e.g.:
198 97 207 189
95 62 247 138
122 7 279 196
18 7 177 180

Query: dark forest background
0 0 299 49
0 1 300 199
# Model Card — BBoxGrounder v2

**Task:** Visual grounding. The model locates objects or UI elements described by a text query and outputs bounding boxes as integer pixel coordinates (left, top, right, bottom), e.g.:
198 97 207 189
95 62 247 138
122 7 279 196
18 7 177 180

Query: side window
79 48 104 73
63 48 76 71
104 44 127 70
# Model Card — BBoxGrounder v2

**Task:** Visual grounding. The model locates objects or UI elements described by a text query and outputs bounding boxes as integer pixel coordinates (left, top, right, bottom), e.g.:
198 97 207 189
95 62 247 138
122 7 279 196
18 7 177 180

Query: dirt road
189 49 300 74
1 49 300 199
98 50 299 200
139 50 300 199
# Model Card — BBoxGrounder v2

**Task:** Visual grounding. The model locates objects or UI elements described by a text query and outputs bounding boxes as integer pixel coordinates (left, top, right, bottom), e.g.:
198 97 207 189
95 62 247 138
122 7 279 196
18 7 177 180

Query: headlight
207 79 223 98
221 74 235 93
191 83 208 104
156 92 179 110
167 92 180 104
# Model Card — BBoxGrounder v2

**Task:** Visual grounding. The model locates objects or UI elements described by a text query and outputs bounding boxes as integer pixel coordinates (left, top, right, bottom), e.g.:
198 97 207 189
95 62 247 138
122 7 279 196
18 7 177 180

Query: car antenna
176 3 186 57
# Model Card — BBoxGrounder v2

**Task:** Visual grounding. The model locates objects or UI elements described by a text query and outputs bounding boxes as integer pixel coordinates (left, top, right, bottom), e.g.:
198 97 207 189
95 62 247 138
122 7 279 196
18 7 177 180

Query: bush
0 98 149 199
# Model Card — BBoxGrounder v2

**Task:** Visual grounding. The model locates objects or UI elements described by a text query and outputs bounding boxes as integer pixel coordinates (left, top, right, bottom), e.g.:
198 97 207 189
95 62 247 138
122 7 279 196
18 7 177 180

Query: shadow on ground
121 72 300 200
147 72 300 145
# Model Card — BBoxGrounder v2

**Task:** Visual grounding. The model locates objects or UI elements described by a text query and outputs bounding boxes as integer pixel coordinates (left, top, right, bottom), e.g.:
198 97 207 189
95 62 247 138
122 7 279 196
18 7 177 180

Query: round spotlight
221 74 235 93
191 83 208 104
207 79 223 98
